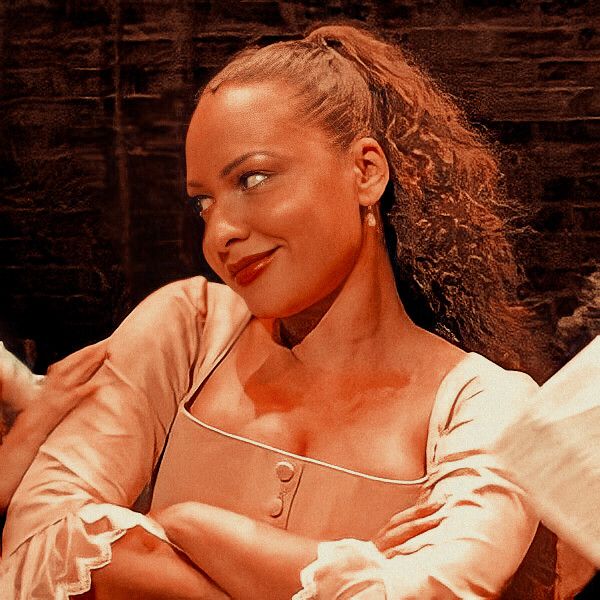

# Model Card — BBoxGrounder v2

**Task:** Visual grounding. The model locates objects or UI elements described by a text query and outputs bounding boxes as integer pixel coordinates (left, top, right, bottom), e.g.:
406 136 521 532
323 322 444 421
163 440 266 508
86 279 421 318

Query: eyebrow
187 151 279 191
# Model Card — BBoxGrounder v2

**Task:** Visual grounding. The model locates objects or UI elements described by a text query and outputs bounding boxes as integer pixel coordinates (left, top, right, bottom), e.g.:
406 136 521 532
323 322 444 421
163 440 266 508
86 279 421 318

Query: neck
268 216 418 369
272 289 338 348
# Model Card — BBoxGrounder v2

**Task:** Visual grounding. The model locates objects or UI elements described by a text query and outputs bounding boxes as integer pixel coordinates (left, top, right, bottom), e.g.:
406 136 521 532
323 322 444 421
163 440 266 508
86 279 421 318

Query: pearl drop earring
366 206 377 228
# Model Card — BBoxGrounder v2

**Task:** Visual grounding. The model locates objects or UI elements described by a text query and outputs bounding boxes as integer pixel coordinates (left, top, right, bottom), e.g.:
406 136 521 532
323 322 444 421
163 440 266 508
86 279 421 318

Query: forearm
86 526 229 600
158 503 318 600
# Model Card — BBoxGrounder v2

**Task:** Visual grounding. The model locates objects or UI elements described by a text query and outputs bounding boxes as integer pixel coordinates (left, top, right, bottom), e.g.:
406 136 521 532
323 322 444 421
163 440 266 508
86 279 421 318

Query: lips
227 248 277 286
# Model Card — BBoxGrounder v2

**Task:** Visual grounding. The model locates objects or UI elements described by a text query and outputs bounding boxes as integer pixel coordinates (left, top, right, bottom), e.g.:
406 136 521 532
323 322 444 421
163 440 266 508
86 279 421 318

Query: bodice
151 401 424 540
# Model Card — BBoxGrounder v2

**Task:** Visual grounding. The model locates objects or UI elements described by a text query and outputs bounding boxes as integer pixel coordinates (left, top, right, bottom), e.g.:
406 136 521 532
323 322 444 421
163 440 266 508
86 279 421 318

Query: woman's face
186 81 364 318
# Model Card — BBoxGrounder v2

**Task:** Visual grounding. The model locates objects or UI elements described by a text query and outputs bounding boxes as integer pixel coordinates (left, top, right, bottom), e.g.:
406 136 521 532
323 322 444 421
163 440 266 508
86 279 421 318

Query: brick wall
1 0 599 369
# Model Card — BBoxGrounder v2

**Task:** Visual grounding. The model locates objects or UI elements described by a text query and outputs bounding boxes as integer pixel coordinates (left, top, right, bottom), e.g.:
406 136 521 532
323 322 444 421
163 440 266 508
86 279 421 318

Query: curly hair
201 24 539 372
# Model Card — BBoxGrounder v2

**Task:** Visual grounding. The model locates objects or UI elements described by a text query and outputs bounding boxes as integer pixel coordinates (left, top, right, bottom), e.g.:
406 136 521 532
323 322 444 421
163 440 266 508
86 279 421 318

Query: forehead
186 82 325 168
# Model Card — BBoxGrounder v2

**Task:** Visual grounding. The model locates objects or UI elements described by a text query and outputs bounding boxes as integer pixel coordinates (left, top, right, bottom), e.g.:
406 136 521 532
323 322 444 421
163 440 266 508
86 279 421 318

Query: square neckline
180 314 481 485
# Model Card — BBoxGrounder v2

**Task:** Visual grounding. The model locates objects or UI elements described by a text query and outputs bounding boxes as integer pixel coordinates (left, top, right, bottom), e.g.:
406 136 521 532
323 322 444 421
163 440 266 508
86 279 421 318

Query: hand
372 501 446 558
0 340 107 420
36 340 108 420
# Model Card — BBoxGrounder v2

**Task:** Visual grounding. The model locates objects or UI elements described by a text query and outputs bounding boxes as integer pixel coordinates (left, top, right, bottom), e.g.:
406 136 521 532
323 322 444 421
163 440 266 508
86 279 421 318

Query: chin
241 281 343 322
241 297 302 319
234 285 312 320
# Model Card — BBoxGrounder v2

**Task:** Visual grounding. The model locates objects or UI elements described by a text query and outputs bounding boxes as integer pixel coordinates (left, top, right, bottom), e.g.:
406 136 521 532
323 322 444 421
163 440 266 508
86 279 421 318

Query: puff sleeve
0 277 248 600
294 354 540 599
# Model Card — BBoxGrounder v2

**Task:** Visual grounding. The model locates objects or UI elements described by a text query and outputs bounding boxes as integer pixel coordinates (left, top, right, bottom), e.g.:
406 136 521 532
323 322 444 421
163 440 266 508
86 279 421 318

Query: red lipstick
227 249 277 286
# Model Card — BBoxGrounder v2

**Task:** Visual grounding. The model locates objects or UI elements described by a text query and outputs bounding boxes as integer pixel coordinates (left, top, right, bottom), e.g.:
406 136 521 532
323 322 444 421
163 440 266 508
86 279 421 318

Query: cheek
274 170 356 235
201 232 226 279
284 202 363 288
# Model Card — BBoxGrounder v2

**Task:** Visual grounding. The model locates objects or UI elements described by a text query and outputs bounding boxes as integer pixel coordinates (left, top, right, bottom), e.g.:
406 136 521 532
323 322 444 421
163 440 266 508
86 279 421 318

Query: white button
275 460 295 482
269 497 284 518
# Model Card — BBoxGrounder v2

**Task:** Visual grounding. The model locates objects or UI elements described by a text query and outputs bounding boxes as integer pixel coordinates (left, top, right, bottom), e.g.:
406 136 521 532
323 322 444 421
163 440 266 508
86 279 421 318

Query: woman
1 25 542 599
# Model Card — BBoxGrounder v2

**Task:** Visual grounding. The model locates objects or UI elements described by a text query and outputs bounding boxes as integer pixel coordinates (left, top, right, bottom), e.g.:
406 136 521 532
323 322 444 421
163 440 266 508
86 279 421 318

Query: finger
72 380 101 402
383 541 433 559
47 340 108 383
373 516 445 553
42 379 100 415
374 501 444 540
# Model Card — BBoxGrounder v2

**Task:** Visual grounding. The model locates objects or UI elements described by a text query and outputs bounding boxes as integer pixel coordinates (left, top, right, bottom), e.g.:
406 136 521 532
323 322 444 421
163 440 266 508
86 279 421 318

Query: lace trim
0 504 169 600
60 527 128 599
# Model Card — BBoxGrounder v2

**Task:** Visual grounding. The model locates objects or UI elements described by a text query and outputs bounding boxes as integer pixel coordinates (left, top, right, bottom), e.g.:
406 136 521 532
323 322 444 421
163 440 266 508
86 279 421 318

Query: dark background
1 0 599 373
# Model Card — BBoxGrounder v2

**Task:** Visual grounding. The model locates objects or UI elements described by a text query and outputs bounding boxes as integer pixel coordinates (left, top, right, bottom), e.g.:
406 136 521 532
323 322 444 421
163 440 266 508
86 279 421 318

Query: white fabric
294 540 390 600
1 277 539 599
495 336 600 567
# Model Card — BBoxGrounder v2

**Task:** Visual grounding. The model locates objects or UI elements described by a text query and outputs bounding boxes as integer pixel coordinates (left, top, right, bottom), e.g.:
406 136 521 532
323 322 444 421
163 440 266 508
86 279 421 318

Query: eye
240 172 269 190
188 195 214 220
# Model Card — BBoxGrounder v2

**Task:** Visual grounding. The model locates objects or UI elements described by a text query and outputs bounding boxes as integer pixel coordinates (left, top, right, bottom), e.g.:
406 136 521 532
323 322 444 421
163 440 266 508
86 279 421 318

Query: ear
351 137 390 207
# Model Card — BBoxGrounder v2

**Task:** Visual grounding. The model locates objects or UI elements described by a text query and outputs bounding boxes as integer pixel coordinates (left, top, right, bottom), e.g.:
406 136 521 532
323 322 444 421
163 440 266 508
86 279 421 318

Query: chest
152 407 424 539
190 350 433 481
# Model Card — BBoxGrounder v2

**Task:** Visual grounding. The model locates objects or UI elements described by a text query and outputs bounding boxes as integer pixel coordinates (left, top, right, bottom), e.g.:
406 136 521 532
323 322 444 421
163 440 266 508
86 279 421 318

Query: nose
203 197 250 254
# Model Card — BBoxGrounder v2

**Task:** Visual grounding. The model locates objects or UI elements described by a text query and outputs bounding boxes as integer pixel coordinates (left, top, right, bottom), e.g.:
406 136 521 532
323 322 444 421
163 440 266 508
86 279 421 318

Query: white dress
0 277 539 599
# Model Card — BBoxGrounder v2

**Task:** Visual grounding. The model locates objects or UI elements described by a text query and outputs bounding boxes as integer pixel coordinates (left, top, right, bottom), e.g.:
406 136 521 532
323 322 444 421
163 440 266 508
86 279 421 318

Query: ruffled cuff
292 538 470 600
0 504 169 600
293 539 389 600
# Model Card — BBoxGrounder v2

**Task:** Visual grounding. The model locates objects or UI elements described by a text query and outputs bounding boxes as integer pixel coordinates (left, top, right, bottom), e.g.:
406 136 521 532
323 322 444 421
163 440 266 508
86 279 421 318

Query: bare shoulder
408 328 467 394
